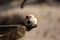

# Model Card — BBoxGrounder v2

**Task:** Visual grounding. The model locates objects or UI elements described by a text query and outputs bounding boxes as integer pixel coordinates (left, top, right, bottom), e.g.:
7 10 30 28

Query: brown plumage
0 13 37 31
0 12 37 39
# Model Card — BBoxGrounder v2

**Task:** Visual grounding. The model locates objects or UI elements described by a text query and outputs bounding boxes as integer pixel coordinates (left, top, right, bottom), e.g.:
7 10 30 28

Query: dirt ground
18 4 60 40
0 3 60 40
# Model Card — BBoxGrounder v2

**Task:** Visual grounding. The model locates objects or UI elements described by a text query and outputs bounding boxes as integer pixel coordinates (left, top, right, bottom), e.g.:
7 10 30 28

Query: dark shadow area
0 0 13 5
35 0 46 3
54 0 60 3
26 0 46 5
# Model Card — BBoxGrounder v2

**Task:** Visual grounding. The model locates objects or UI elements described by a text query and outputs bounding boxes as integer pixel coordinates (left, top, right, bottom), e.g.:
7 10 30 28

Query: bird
0 12 37 39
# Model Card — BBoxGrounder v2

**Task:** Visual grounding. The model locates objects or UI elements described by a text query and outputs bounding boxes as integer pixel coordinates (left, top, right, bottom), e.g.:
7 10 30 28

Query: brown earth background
0 0 60 40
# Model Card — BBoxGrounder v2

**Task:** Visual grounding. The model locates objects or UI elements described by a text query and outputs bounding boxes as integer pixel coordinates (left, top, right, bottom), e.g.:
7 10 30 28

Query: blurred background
0 0 60 40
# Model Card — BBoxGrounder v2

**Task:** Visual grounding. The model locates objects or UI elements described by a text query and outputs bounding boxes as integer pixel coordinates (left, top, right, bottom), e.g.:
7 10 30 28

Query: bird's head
25 14 37 31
